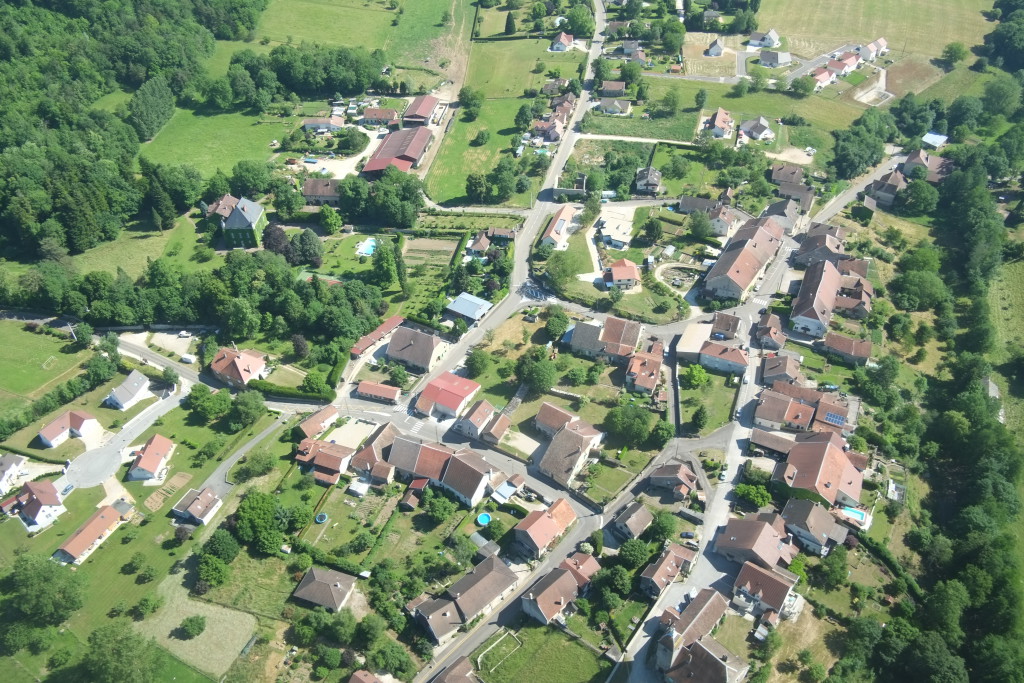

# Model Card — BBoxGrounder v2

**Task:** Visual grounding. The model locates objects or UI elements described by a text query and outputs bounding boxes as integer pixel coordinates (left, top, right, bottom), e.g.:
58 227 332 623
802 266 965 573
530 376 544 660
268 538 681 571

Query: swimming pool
356 237 377 256
477 512 492 526
842 507 866 523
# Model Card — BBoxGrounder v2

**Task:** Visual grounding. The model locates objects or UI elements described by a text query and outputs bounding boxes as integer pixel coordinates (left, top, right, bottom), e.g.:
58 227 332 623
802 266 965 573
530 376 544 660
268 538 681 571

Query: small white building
105 370 151 411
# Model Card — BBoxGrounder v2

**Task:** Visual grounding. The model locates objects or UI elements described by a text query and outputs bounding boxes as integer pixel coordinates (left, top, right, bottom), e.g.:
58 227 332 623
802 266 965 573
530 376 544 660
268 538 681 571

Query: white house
7 481 66 530
0 454 27 496
127 434 175 481
38 410 100 449
748 29 780 48
740 116 775 141
707 38 725 57
171 487 224 526
759 50 791 68
105 370 151 411
540 205 576 250
551 32 573 51
706 107 734 138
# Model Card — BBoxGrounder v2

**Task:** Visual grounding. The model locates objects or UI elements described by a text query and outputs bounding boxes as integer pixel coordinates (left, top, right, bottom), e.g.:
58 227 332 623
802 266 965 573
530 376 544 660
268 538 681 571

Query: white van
181 354 197 364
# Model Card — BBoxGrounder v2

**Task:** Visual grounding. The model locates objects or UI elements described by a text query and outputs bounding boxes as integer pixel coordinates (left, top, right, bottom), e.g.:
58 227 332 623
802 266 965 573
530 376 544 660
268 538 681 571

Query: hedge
326 354 348 390
247 379 335 403
289 538 363 576
856 533 924 601
405 314 447 334
450 231 472 267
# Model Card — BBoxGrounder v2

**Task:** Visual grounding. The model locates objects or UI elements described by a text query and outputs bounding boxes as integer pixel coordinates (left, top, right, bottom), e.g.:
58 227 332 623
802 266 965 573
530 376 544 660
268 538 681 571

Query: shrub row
450 231 472 268
289 538 363 576
856 533 924 601
247 379 335 403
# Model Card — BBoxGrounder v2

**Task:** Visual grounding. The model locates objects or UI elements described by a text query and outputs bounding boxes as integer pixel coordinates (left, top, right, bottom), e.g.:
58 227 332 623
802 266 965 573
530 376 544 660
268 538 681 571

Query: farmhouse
302 116 345 132
626 341 664 395
105 369 150 411
601 80 627 97
430 657 476 683
355 381 401 404
551 31 574 51
759 50 791 68
702 216 784 301
711 312 742 340
440 450 498 507
635 166 662 193
714 512 796 569
446 292 494 323
413 555 518 644
210 348 267 387
706 38 725 57
739 116 775 141
540 205 576 250
655 588 729 670
569 315 644 363
603 258 641 290
536 409 603 487
0 454 26 496
753 390 815 432
706 107 734 137
709 204 741 236
351 315 404 357
386 326 444 372
781 498 848 556
4 481 65 530
776 182 815 213
559 552 602 588
349 422 401 475
53 505 122 564
732 561 800 622
762 354 803 385
640 542 696 597
822 332 872 365
403 95 439 125
755 312 787 350
533 118 564 141
613 501 654 540
454 400 496 440
38 410 99 449
630 49 648 64
415 373 481 418
127 434 174 481
206 194 239 220
293 567 356 612
522 567 580 625
513 498 577 558
222 197 267 248
772 440 864 508
296 405 340 440
363 126 433 174
171 487 223 526
794 224 848 266
361 107 398 126
622 39 640 55
302 178 341 206
677 196 721 215
748 29 780 47
297 438 355 486
791 260 842 337
698 341 749 375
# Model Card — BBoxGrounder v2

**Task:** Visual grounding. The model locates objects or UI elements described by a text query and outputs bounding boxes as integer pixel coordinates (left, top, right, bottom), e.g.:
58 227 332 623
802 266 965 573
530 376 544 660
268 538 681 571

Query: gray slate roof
108 370 149 406
224 197 264 229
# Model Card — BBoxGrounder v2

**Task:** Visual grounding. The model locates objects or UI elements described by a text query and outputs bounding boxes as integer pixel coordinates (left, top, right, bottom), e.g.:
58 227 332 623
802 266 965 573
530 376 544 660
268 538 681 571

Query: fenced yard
473 621 613 683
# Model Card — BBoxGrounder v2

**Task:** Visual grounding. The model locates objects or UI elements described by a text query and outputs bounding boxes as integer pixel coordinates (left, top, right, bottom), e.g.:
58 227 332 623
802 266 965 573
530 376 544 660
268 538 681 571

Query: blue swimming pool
357 237 377 256
477 513 492 526
842 507 866 523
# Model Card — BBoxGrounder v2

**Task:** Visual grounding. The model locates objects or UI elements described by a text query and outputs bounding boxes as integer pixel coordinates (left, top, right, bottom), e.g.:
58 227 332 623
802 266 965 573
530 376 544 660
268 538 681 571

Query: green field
678 370 738 434
0 322 90 405
757 0 992 59
584 108 699 142
92 89 131 112
474 621 613 683
919 63 998 104
205 40 273 78
467 40 585 99
650 144 718 196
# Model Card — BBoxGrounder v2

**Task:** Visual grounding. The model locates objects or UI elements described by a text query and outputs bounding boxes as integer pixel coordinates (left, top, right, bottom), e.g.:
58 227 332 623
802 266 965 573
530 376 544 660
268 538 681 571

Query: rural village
0 0 1021 683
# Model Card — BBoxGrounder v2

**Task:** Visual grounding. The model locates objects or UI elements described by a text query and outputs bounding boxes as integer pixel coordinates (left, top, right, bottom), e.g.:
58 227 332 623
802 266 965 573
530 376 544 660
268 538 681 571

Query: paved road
202 412 291 498
815 154 907 223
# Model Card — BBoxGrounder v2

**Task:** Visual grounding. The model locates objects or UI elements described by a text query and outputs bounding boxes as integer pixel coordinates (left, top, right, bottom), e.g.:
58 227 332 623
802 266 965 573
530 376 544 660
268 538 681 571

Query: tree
262 224 291 258
522 357 557 394
648 510 677 542
187 384 232 423
659 88 681 117
505 12 517 33
198 553 230 587
664 155 691 179
608 285 623 305
515 104 533 131
128 75 176 141
161 366 179 386
319 205 342 235
123 551 146 574
423 488 458 524
590 529 604 555
458 86 485 120
735 484 771 507
816 545 848 590
272 179 304 220
689 211 713 239
643 218 663 243
179 616 206 639
465 348 491 378
618 538 649 568
695 88 708 110
606 404 653 443
545 306 570 340
748 67 769 93
790 75 815 98
291 334 310 359
730 78 749 97
82 621 159 683
372 242 398 285
681 364 710 389
922 579 970 647
234 491 284 554
368 638 416 680
620 61 643 84
942 42 968 67
389 364 408 387
230 160 273 197
466 173 490 203
300 371 329 395
650 420 674 448
9 554 84 626
692 405 709 431
230 390 265 430
472 129 491 146
565 5 595 37
290 228 324 267
896 180 939 215
899 632 968 683
203 529 240 563
983 75 1022 117
236 447 275 482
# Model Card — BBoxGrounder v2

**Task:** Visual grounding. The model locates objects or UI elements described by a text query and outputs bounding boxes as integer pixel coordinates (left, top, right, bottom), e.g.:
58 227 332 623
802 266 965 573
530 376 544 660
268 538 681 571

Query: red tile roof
351 315 404 356
297 405 339 439
363 127 433 173
514 498 577 553
404 95 439 121
210 348 266 385
39 410 96 443
357 381 401 402
56 505 119 561
131 434 174 476
416 373 481 414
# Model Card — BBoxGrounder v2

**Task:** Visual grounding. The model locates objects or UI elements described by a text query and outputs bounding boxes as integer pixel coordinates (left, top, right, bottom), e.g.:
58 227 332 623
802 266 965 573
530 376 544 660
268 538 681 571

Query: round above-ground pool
476 512 492 526
315 512 328 524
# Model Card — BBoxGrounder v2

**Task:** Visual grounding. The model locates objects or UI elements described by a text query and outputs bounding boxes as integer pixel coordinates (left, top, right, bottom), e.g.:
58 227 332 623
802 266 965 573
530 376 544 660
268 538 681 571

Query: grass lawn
425 98 534 206
650 144 718 196
757 0 991 60
205 545 298 620
141 108 282 177
919 62 998 104
0 322 90 404
713 614 752 656
584 108 700 143
205 40 273 78
797 347 857 389
268 364 306 389
0 485 106 573
92 89 132 112
678 370 738 435
474 620 613 683
467 40 585 99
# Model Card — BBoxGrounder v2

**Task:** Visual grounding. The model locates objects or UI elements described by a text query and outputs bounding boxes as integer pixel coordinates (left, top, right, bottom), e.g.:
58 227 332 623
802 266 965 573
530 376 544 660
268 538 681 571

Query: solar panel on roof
823 412 846 426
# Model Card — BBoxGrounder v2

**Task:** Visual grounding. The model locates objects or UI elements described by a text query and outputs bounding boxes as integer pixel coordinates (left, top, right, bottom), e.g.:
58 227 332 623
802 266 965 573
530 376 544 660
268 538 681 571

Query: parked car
680 531 696 539
718 471 727 481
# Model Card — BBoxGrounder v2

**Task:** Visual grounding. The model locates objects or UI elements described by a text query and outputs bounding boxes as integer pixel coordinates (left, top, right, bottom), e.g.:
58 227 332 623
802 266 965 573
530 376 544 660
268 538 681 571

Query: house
540 204 576 250
466 231 491 256
613 501 654 540
363 127 433 174
599 98 632 115
351 315 405 357
755 312 787 350
706 38 725 57
297 405 340 440
0 454 26 496
859 37 888 61
534 402 577 437
640 542 697 597
602 80 627 97
603 258 641 290
662 638 748 682
732 561 800 622
826 58 852 77
302 178 341 206
706 107 734 137
677 196 721 215
711 312 742 340
759 50 791 68
485 226 516 245
822 332 872 365
698 341 749 375
431 656 478 683
714 512 796 569
559 552 602 589
753 390 814 431
293 567 356 612
702 217 785 301
370 461 395 486
403 95 439 125
210 348 267 387
649 463 698 500
414 373 481 418
794 230 847 267
792 260 842 337
127 434 174 481
353 380 400 405
384 436 451 483
297 438 355 486
440 450 497 507
622 39 640 55
569 316 644 364
349 671 385 683
762 354 803 385
386 327 444 373
631 49 648 64
537 416 603 487
921 132 949 150
171 487 223 526
551 31 574 51
839 51 861 71
361 107 398 126
414 555 518 644
513 498 577 558
596 211 634 249
105 370 150 411
811 67 836 90
222 197 267 248
455 400 496 440
776 182 815 213
541 79 568 95
773 440 863 508
302 116 345 132
709 205 741 236
781 498 848 556
739 116 775 141
748 29 780 47
350 422 401 475
8 481 65 529
703 9 722 24
631 166 662 195
626 342 664 395
446 292 493 323
770 163 804 186
533 118 564 141
53 505 122 564
206 194 239 220
655 588 729 672
903 148 954 182
522 568 580 624
482 412 511 445
38 410 99 449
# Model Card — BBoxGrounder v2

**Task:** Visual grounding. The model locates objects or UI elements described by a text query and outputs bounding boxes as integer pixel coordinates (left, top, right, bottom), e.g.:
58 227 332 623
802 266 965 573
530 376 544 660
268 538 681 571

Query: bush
179 615 206 639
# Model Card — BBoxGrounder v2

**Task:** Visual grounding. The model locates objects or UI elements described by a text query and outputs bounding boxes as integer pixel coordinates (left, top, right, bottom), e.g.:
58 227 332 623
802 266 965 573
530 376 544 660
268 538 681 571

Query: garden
678 365 739 436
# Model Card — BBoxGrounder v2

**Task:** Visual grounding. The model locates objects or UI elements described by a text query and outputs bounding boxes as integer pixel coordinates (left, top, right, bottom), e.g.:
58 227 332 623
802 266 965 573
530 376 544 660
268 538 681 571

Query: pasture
757 0 992 59
467 40 585 98
0 322 90 409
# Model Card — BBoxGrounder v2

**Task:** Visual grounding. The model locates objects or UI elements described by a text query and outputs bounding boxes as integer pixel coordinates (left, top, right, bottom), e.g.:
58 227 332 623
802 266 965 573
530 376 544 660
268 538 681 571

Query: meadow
467 40 586 99
474 621 613 683
757 0 992 59
650 144 718 196
0 322 90 407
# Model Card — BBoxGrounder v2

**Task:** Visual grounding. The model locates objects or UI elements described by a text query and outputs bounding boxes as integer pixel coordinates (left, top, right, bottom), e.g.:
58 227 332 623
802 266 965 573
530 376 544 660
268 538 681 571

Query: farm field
584 107 699 143
467 40 585 99
473 621 613 683
92 89 132 112
919 62 998 104
401 236 460 315
757 0 991 59
0 322 91 410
